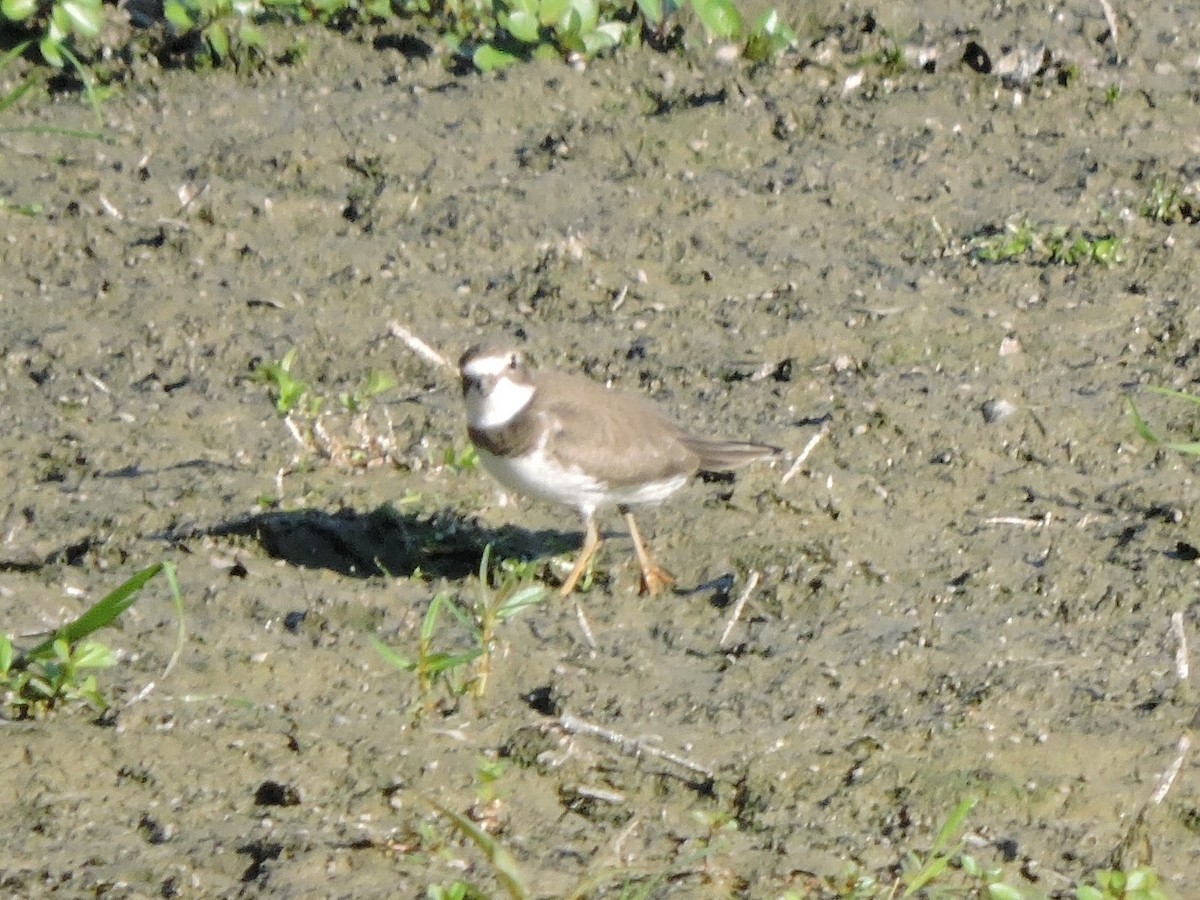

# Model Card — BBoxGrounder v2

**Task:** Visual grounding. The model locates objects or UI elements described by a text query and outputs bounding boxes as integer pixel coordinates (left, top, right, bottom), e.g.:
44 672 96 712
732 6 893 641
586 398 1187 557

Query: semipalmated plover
459 345 781 596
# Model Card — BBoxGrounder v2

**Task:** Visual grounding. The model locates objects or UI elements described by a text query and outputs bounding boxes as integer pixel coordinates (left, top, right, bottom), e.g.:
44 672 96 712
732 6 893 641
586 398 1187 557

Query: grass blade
369 635 415 671
421 795 531 900
24 562 165 660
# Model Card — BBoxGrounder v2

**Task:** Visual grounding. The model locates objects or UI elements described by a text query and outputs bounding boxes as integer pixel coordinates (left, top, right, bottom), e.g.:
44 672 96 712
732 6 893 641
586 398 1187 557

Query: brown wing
533 372 700 488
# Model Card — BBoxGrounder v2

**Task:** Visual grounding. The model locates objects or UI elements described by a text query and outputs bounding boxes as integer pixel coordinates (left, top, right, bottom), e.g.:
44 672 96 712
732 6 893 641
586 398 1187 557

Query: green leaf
238 24 265 49
496 585 548 620
580 23 622 54
987 883 1026 900
73 641 116 669
421 796 531 900
204 22 230 60
634 0 661 27
60 0 103 37
539 0 569 26
1 0 37 22
567 0 598 33
691 0 742 40
38 35 65 68
503 9 540 43
163 0 196 28
25 563 166 661
370 635 416 672
474 44 519 72
425 649 482 675
0 634 13 675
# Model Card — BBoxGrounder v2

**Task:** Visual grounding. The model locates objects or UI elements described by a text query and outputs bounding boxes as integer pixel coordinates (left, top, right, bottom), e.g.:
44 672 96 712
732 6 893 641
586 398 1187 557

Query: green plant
372 591 482 712
257 348 315 414
0 5 104 124
466 545 547 697
1140 176 1199 225
372 547 547 710
0 561 184 717
470 0 795 71
1127 387 1200 455
1077 867 1167 900
0 0 101 68
971 221 1121 266
339 369 397 413
442 443 479 473
742 8 796 64
898 797 978 896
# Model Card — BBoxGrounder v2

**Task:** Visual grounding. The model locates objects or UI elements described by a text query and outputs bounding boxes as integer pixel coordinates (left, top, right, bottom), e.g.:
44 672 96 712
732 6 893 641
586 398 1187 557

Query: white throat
467 375 535 429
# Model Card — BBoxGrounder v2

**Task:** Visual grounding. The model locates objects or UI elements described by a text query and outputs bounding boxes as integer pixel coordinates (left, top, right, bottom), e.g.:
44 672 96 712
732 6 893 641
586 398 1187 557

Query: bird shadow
167 504 578 582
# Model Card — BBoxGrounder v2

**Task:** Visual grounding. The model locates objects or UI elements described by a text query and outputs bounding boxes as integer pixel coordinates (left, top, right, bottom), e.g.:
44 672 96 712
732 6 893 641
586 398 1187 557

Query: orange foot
637 562 676 597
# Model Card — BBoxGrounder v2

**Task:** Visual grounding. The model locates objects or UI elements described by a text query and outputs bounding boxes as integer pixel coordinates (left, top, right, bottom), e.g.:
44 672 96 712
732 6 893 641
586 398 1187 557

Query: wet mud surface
3 1 1200 895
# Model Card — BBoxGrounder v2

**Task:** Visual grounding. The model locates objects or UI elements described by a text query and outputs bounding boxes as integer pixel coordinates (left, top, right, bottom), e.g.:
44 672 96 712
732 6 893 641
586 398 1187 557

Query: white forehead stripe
463 353 515 378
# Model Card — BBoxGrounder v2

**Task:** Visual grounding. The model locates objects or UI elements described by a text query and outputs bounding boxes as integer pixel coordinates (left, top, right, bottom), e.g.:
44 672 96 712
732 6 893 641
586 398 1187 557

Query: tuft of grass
1140 177 1200 226
1 561 184 717
257 348 403 470
971 220 1121 266
372 546 547 714
1127 387 1200 455
257 348 314 415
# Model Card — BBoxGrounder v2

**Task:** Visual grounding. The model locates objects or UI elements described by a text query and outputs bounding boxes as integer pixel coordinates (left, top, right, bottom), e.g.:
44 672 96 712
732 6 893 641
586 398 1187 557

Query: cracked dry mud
3 1 1200 896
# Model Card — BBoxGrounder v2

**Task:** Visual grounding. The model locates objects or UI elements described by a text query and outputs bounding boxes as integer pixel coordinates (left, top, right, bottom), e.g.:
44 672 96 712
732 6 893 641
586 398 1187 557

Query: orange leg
558 515 601 597
623 510 675 596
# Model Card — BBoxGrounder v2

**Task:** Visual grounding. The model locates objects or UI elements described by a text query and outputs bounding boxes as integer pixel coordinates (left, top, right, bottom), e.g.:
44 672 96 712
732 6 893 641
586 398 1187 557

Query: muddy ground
3 0 1200 896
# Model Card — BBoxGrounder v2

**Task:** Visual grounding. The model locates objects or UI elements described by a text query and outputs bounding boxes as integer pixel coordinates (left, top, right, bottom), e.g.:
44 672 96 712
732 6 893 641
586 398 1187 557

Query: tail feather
681 436 782 471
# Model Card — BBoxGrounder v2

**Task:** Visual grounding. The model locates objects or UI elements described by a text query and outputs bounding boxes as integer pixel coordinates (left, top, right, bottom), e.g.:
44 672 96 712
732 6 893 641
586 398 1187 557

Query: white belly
478 447 687 517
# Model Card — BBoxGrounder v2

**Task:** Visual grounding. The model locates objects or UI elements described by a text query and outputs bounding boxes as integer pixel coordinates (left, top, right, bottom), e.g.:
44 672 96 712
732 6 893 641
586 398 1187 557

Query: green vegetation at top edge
0 0 797 81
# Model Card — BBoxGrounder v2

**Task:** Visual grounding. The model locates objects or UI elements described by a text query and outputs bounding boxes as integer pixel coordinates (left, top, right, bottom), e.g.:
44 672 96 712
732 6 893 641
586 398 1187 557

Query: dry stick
388 320 452 372
574 601 598 654
1171 611 1189 683
983 515 1050 529
558 712 714 781
780 424 828 485
1098 0 1121 62
718 569 760 649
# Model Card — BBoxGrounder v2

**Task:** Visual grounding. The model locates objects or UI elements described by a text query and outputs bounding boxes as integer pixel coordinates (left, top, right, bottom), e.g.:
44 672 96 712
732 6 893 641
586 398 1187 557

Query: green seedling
1141 176 1199 225
471 0 794 71
421 795 531 900
1128 387 1200 456
899 797 977 896
442 443 479 473
256 348 313 414
372 547 546 711
467 545 547 698
338 369 397 413
1077 867 1167 900
743 8 796 64
972 221 1121 266
372 592 481 713
1 561 184 717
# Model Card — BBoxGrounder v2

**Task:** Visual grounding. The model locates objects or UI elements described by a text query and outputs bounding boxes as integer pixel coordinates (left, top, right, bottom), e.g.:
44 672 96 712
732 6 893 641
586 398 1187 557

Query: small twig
558 712 713 781
1098 0 1120 62
574 600 597 654
388 321 451 371
983 514 1051 529
718 570 760 649
1171 611 1189 683
282 413 308 450
1149 734 1190 807
781 425 828 485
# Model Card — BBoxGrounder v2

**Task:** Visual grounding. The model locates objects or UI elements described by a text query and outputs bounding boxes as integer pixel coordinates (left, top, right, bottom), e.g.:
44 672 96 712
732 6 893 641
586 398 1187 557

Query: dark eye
508 354 518 369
